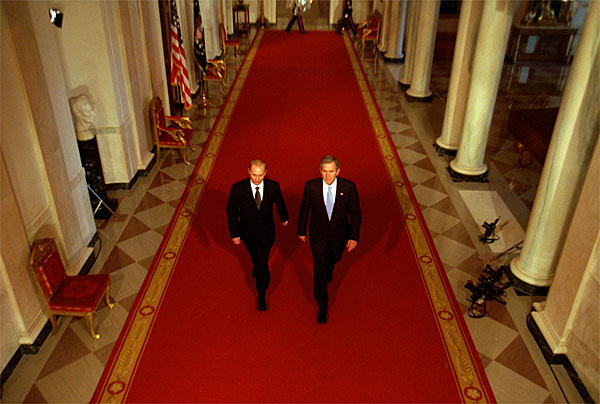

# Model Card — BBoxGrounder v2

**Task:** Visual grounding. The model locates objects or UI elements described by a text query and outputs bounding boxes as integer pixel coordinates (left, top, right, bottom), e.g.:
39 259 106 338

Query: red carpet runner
93 31 495 403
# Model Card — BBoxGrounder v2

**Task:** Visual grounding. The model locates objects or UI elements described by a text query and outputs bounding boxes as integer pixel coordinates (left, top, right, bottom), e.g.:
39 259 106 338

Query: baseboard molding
105 153 156 190
527 313 595 403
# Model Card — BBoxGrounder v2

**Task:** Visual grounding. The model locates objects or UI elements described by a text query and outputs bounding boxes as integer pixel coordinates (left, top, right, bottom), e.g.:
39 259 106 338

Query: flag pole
199 68 210 108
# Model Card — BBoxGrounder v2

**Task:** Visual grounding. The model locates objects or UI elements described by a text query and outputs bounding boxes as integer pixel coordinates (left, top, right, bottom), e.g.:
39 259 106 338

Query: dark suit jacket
297 177 361 260
226 178 289 247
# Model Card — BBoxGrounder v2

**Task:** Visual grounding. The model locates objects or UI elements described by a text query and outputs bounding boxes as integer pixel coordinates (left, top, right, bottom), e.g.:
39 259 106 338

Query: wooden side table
233 4 250 37
508 25 577 63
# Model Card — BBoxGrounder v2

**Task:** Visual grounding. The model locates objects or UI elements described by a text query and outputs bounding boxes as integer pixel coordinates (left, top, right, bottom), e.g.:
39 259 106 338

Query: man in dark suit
227 159 289 311
297 155 361 323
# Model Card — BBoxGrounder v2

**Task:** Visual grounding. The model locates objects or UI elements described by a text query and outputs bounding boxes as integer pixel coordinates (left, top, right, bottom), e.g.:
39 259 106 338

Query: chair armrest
358 20 371 29
362 26 378 36
165 116 192 129
157 125 185 142
206 59 226 79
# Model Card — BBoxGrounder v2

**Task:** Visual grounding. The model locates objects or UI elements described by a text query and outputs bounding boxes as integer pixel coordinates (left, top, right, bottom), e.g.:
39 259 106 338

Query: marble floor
1 25 585 403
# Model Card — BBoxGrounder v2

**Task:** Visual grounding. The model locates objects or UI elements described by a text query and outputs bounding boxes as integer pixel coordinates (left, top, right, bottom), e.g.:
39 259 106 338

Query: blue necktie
326 186 333 220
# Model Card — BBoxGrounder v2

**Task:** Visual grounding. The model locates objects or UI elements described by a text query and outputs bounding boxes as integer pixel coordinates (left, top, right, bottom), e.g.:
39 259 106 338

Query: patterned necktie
326 186 333 220
255 186 261 209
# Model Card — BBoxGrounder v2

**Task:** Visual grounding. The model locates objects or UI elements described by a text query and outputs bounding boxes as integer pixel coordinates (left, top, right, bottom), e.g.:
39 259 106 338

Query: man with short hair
297 155 361 323
227 160 289 311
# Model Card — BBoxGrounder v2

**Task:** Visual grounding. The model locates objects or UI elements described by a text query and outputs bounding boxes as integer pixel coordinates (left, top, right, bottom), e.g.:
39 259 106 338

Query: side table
233 4 250 37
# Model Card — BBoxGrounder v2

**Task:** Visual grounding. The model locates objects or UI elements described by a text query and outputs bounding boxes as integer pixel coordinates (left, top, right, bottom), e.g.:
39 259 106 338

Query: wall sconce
49 8 63 28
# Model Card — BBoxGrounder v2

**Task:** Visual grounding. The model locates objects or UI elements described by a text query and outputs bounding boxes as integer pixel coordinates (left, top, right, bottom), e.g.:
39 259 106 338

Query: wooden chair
357 10 381 60
151 96 195 165
29 238 114 340
220 24 240 65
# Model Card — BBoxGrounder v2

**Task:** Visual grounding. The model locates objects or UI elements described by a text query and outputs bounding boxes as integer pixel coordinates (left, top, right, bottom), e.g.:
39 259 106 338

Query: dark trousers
244 242 272 296
312 245 337 309
285 15 305 33
336 16 357 35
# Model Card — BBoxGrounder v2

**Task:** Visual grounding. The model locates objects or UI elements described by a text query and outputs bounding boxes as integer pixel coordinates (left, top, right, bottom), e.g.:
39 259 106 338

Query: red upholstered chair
29 238 114 340
220 23 240 65
151 96 195 165
203 59 228 95
357 10 381 60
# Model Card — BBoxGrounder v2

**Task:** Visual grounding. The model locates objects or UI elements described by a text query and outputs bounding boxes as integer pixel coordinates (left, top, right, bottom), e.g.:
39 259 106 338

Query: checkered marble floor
3 28 581 403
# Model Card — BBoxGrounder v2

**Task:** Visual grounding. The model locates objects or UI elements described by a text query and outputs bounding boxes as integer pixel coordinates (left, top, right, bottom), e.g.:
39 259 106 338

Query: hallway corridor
2 25 584 403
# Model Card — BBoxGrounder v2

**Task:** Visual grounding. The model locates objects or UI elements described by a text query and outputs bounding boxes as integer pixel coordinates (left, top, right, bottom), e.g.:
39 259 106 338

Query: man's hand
298 235 306 243
232 237 241 245
346 240 357 252
282 221 289 227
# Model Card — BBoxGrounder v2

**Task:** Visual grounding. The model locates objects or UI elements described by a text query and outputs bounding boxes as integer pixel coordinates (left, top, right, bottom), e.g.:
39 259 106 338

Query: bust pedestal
77 138 118 219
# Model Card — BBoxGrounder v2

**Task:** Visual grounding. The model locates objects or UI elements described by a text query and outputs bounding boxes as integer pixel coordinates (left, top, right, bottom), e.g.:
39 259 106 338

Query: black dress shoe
258 296 267 311
317 307 328 324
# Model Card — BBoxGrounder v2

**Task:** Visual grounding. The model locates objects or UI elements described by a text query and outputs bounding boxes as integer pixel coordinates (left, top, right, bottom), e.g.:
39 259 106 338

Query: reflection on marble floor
2 26 585 403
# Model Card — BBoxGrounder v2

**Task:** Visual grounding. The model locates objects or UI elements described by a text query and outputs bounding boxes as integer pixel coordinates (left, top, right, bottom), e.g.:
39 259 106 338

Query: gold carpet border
95 30 265 404
342 35 492 404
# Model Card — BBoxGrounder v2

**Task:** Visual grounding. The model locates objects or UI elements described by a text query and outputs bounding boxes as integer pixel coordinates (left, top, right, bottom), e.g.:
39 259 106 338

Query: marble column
447 0 516 180
405 0 440 100
399 0 419 88
510 0 600 288
382 0 407 60
435 0 483 155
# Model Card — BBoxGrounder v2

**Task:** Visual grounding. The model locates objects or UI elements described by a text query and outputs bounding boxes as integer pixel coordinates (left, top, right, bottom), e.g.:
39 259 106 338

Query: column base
433 142 457 156
446 165 488 182
383 54 405 63
527 313 594 403
398 82 410 91
405 93 433 103
506 269 549 296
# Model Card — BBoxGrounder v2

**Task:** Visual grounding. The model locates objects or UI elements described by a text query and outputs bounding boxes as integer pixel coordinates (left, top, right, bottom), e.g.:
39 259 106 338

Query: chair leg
181 146 191 165
49 313 58 334
105 283 115 309
85 312 101 340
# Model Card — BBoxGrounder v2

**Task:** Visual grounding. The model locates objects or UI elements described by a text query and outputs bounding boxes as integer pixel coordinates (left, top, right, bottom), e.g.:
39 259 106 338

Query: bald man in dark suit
297 155 361 323
227 159 289 311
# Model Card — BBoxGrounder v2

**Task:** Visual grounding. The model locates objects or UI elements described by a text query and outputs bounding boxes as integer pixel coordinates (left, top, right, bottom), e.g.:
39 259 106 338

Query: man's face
320 162 340 185
248 164 266 185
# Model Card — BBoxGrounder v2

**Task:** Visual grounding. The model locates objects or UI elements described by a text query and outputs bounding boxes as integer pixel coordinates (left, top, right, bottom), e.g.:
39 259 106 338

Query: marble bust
69 94 96 141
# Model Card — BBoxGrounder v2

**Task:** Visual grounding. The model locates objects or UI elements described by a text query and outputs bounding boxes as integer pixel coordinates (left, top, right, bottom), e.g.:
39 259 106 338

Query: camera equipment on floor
479 217 500 244
464 264 512 318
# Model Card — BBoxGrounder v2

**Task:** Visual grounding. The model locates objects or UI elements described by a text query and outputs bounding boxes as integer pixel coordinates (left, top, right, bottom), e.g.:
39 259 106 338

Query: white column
382 0 407 60
531 140 599 401
510 0 600 287
448 0 516 178
435 0 483 153
378 0 392 52
207 0 223 59
99 1 138 184
140 0 170 115
405 0 440 99
399 0 419 86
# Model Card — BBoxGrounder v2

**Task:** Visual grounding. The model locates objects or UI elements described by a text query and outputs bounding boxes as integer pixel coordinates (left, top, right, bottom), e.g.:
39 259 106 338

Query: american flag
170 0 192 110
